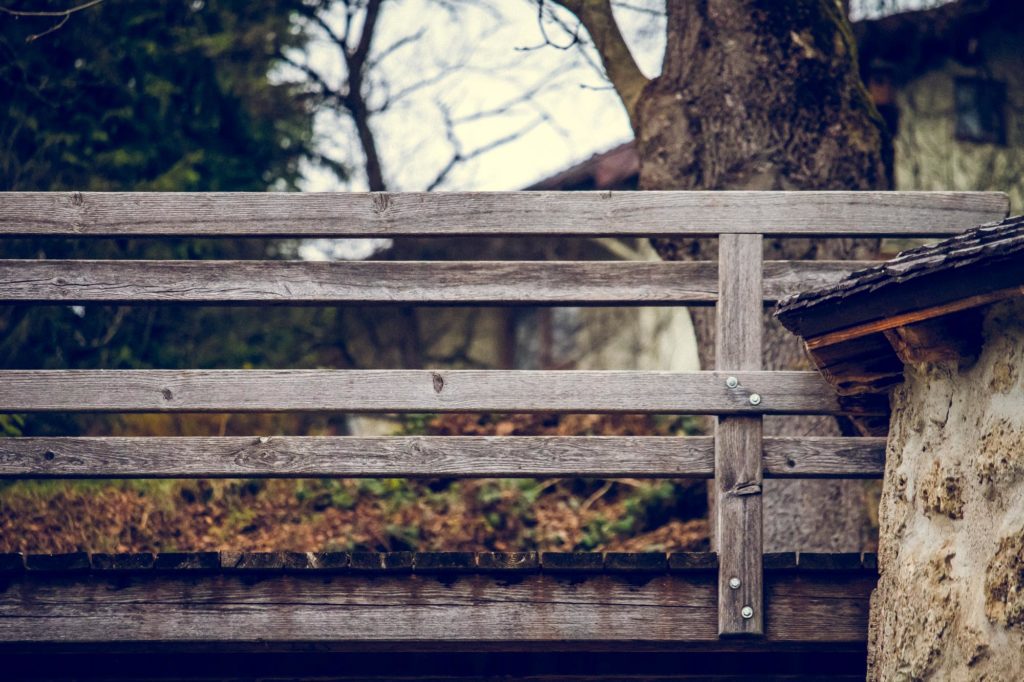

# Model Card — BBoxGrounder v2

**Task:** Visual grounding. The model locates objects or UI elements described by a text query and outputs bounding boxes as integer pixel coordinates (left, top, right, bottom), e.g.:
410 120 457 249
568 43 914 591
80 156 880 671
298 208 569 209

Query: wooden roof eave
774 215 1024 436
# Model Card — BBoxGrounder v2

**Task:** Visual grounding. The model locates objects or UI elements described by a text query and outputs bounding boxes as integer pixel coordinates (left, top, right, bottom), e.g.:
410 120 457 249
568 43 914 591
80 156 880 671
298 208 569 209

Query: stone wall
868 299 1024 680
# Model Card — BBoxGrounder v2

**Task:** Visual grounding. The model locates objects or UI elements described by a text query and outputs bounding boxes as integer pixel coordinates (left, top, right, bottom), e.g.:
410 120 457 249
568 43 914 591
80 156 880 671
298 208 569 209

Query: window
955 77 1007 145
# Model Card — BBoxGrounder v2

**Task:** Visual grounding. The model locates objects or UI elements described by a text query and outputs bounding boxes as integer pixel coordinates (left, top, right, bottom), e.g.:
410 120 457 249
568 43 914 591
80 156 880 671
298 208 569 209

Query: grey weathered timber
0 436 713 478
0 369 885 415
0 572 875 648
0 259 871 306
715 234 764 636
0 191 1007 237
776 214 1024 337
761 437 886 478
0 435 886 479
0 550 882 575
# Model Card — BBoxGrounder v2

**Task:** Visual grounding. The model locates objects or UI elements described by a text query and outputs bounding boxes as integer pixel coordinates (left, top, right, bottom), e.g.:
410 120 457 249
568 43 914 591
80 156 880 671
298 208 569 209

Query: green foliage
0 414 24 436
1 0 326 192
0 1 357 439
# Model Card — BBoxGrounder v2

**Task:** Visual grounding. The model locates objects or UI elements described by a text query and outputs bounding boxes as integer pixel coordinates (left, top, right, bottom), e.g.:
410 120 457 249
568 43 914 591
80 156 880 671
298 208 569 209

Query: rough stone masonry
868 298 1024 680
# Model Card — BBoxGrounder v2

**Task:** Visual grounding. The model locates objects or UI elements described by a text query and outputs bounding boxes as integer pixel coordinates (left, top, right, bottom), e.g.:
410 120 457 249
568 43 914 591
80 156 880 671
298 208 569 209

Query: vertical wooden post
716 233 764 636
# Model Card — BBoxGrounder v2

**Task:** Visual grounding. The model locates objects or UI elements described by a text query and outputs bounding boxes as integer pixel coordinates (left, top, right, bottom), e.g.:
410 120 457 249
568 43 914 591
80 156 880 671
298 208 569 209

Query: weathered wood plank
539 552 604 572
605 553 668 572
0 571 874 646
24 553 90 572
0 435 714 478
5 551 881 575
761 437 886 479
804 284 1024 351
715 234 764 636
0 191 1007 237
0 435 884 479
283 551 350 571
153 552 219 571
0 259 871 305
775 214 1024 338
91 553 155 571
477 552 539 571
0 369 885 415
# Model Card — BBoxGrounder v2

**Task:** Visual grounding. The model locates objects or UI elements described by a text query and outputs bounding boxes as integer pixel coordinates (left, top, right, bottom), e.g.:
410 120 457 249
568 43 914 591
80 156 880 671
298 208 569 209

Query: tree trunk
556 0 891 551
636 0 891 551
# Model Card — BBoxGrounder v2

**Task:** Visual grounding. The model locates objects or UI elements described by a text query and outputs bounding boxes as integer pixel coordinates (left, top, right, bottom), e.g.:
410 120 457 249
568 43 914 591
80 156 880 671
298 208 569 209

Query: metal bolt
728 577 741 589
741 606 754 619
748 393 762 406
725 376 739 389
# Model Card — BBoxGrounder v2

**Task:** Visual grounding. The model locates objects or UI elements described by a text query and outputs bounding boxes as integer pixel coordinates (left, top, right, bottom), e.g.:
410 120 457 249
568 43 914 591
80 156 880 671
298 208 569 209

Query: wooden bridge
0 190 1010 677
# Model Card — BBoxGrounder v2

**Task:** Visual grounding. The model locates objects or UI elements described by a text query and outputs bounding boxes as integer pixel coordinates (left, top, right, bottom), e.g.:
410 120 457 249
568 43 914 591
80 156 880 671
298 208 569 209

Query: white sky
298 0 661 193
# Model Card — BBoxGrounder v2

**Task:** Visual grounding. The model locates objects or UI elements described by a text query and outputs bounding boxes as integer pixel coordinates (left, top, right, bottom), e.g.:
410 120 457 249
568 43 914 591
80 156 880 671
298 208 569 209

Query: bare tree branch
349 0 382 68
0 0 103 17
1 0 105 42
426 101 546 191
315 0 387 190
367 27 426 70
545 0 650 129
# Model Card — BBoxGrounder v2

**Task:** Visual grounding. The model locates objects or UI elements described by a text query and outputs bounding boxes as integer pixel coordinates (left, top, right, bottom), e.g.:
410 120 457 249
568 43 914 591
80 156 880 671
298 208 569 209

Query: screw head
728 577 741 589
748 393 762 406
725 376 739 389
741 606 754 619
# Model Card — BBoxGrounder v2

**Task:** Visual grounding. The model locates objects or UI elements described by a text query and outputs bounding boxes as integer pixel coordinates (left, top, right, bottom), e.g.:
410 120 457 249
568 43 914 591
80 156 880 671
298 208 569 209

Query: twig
1 0 105 42
0 0 104 17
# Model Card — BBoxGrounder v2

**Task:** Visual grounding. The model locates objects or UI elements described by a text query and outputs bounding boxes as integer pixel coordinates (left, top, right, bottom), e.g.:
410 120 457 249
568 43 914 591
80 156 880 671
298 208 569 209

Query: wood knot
43 450 56 461
431 372 444 393
161 388 174 401
370 192 392 214
70 191 84 207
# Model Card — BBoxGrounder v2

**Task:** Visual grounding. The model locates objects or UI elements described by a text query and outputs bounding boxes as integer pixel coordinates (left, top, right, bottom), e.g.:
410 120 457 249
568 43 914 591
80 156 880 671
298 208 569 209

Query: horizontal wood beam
0 435 885 479
0 571 876 648
0 191 1008 237
761 437 885 478
0 260 869 306
0 370 887 415
805 283 1024 351
0 550 881 573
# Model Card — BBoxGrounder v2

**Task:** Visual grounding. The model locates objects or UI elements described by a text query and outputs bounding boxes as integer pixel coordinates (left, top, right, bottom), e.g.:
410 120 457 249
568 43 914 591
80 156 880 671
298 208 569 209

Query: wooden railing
0 190 1009 645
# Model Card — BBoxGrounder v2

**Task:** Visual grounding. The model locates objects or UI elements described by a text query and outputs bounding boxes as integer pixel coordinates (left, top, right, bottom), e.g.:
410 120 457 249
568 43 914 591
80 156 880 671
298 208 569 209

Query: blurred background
1 0 1020 554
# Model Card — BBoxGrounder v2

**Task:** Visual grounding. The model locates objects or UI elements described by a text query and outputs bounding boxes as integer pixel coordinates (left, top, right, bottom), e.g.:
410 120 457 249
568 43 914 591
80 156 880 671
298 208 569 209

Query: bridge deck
0 551 875 653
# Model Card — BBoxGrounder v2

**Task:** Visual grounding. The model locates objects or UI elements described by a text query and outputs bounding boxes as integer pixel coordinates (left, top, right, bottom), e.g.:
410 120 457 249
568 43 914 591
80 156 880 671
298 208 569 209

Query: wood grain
0 191 1007 237
0 571 875 647
0 259 871 305
775 214 1024 338
0 550 882 575
0 369 883 415
761 437 886 478
715 234 764 636
0 436 712 478
0 435 885 479
804 284 1024 350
